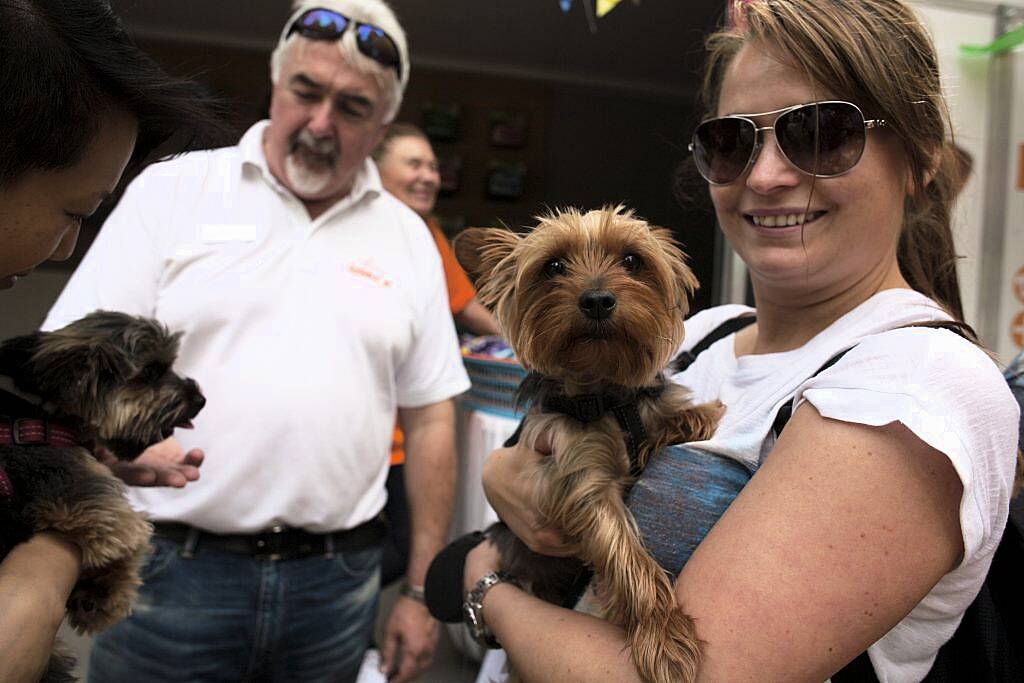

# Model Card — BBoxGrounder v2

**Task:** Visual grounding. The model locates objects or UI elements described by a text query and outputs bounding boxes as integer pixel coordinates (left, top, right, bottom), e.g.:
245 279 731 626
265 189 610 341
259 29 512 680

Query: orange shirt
428 217 475 314
390 217 476 465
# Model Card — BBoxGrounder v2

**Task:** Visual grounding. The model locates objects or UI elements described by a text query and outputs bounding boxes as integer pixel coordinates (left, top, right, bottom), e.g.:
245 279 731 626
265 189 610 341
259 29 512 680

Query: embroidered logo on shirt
347 260 392 288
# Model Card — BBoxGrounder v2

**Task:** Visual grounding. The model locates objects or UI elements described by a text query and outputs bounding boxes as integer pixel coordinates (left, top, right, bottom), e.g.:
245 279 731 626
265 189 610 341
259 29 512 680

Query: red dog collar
0 418 80 448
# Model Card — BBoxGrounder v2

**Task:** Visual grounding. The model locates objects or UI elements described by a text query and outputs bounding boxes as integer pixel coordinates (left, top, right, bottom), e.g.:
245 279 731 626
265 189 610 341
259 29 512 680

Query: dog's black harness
500 373 668 609
507 372 666 479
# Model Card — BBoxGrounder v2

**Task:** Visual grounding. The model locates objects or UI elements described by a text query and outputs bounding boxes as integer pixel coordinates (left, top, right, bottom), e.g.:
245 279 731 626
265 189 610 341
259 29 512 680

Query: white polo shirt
45 121 470 533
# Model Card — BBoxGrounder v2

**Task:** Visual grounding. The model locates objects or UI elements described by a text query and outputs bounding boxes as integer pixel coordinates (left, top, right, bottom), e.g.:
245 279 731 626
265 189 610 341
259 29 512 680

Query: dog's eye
622 254 643 274
543 258 567 278
138 364 168 384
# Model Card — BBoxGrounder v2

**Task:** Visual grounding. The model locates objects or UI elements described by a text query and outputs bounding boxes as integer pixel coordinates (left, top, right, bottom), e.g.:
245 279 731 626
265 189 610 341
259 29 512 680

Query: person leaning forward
0 0 225 679
43 1 470 682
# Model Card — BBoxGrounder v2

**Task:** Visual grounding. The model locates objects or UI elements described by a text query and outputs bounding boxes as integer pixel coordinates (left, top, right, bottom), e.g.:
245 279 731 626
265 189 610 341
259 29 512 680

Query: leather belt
153 516 386 561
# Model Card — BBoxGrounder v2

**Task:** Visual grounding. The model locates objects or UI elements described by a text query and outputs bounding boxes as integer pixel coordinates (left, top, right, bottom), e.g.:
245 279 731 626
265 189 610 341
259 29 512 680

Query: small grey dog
0 310 205 682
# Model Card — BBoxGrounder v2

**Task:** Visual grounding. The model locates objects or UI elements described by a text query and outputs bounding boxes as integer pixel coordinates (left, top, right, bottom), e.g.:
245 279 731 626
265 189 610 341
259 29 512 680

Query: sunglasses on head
689 100 886 185
285 8 402 78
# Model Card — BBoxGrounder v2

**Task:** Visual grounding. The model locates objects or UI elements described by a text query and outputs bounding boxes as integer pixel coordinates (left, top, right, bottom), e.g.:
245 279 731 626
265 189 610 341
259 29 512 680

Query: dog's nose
188 393 207 417
185 379 206 417
578 289 617 320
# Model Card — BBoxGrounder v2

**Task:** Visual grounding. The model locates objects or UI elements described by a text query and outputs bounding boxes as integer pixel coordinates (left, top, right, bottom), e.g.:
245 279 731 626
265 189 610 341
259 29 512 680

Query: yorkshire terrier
0 311 205 682
453 206 720 683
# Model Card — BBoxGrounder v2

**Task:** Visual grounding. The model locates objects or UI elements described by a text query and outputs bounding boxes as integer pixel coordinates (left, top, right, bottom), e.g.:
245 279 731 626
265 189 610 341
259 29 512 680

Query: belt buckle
254 525 287 561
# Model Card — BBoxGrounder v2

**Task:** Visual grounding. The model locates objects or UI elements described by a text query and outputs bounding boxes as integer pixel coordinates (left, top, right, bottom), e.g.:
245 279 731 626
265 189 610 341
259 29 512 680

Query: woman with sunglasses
455 1 1019 681
0 1 224 680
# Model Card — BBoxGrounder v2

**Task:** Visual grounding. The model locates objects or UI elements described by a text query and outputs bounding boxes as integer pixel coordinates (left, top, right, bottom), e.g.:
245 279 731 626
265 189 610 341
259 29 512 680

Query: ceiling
112 0 725 100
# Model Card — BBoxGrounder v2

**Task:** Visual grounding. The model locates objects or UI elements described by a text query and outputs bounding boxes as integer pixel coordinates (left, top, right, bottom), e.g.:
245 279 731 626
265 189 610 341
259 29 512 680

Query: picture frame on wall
437 154 462 195
489 111 528 148
485 161 527 200
421 102 462 142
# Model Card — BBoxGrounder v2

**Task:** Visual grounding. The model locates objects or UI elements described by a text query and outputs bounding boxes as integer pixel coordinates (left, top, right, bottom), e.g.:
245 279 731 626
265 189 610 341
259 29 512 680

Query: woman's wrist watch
463 571 521 648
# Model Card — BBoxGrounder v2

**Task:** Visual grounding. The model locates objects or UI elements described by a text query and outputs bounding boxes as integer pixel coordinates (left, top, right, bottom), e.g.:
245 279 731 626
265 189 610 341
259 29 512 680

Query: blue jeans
88 536 381 683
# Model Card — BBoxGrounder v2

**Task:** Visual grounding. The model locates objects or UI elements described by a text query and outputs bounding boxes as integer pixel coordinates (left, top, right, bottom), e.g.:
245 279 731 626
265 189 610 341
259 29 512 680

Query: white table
447 401 519 677
450 404 519 537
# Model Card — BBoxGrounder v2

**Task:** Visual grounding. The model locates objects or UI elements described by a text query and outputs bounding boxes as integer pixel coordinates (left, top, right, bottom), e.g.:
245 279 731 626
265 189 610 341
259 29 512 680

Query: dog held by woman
0 311 205 682
451 207 720 683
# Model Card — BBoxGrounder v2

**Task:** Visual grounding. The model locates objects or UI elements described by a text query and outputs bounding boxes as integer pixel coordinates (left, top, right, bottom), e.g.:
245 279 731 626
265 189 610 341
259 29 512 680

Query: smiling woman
458 1 1020 682
0 0 228 289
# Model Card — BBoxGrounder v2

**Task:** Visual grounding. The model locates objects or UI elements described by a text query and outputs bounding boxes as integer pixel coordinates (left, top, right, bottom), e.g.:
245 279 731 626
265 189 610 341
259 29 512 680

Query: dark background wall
3 1 728 337
92 34 721 311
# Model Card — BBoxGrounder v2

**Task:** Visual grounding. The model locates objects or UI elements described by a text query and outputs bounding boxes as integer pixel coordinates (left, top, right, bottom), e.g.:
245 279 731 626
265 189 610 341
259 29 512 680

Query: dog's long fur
0 311 205 682
455 207 720 683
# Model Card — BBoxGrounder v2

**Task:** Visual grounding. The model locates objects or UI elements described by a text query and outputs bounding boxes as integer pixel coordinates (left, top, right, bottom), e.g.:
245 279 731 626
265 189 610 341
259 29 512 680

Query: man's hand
380 595 439 683
96 436 204 488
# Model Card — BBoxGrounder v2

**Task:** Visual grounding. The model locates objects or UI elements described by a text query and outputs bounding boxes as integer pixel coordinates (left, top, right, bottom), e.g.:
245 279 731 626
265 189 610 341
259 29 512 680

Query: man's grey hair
270 0 408 123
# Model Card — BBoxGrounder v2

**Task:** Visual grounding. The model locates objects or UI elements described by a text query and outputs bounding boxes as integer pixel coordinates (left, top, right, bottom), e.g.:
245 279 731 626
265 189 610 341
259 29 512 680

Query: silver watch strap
463 570 520 648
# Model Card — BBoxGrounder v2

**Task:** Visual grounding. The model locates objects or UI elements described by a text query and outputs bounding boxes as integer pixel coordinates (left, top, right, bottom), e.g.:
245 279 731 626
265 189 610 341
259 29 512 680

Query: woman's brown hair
698 0 967 320
372 122 431 162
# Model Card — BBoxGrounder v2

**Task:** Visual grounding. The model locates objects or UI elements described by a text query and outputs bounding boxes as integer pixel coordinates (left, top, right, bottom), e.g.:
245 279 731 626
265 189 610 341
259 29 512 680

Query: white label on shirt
199 223 259 243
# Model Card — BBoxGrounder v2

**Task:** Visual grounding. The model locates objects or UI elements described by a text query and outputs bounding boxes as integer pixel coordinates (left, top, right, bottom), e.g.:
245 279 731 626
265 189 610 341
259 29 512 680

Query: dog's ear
453 228 520 282
651 227 699 303
0 333 42 390
26 336 132 402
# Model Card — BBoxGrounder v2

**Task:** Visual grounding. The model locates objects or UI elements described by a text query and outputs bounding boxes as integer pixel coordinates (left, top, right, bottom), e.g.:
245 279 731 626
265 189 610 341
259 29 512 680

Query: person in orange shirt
374 123 500 589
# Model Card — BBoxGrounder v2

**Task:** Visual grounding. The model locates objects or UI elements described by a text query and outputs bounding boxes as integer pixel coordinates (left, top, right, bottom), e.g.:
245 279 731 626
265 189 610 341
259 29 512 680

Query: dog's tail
575 495 702 683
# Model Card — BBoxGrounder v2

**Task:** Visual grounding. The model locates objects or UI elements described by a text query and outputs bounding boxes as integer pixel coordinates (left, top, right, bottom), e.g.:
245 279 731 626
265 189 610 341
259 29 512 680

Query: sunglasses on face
689 100 886 185
285 8 402 78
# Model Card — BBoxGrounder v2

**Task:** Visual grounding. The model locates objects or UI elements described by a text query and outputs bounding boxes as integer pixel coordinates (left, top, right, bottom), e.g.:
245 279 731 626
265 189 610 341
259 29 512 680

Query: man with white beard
43 2 469 682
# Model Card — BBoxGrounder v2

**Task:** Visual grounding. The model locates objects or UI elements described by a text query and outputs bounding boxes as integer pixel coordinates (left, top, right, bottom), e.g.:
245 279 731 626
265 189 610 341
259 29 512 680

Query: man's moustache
289 135 337 159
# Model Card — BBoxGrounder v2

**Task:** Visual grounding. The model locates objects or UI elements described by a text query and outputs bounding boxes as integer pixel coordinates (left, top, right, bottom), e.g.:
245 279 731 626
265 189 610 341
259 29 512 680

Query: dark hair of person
372 122 431 161
0 0 231 186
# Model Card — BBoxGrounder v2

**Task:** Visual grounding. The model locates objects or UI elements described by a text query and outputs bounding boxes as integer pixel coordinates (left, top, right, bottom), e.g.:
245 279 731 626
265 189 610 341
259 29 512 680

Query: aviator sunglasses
689 100 886 185
285 7 402 78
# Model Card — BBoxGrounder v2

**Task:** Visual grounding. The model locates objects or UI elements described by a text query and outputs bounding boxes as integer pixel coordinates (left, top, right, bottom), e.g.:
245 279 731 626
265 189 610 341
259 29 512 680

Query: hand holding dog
482 441 576 558
95 436 204 488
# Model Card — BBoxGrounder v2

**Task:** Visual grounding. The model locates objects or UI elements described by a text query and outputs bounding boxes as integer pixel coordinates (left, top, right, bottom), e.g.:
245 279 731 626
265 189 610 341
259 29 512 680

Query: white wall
912 1 999 335
995 46 1024 362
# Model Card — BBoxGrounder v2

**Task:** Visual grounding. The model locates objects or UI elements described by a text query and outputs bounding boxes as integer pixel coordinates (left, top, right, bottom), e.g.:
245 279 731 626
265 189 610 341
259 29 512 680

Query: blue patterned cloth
627 444 752 580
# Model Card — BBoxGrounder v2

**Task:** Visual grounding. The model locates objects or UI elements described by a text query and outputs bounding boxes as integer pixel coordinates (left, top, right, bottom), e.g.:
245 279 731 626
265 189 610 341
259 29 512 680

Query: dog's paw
672 400 722 444
66 547 146 633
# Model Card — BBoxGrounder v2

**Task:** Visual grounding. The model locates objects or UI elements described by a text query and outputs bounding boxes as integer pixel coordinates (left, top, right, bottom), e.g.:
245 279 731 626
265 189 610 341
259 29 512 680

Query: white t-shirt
670 289 1018 682
44 121 470 534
